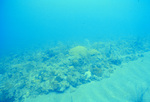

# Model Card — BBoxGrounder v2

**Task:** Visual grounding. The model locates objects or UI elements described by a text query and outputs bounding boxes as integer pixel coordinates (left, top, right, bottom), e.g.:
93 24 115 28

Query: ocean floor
0 39 150 102
24 51 150 102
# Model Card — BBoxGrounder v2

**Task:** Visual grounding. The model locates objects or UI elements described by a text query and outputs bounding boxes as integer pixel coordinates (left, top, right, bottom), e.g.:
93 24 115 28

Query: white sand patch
24 52 150 102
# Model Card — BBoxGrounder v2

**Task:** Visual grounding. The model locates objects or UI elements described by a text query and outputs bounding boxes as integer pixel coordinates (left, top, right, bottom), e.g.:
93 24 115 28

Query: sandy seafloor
24 51 150 102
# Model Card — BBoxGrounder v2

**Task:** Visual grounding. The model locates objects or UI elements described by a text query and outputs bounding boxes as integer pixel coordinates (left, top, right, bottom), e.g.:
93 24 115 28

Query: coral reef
0 39 149 102
69 46 88 57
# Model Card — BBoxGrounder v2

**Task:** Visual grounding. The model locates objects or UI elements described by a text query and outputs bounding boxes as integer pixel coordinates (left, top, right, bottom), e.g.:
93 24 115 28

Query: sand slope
24 52 150 102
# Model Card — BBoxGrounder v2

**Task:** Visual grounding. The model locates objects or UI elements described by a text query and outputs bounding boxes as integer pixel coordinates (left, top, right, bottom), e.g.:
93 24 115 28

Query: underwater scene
0 0 150 102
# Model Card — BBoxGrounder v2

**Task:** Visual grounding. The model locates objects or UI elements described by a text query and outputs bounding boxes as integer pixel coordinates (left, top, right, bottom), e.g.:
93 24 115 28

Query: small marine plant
129 84 149 102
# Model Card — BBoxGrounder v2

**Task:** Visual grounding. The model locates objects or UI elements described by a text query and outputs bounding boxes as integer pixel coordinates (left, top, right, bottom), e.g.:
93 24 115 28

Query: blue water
0 0 150 55
0 0 150 102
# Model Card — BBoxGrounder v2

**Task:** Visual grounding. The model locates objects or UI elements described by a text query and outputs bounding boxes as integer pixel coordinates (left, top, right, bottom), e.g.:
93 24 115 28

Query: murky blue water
0 0 150 102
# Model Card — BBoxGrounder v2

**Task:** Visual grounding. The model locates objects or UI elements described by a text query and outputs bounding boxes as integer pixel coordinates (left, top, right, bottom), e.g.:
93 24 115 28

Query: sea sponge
69 46 88 58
